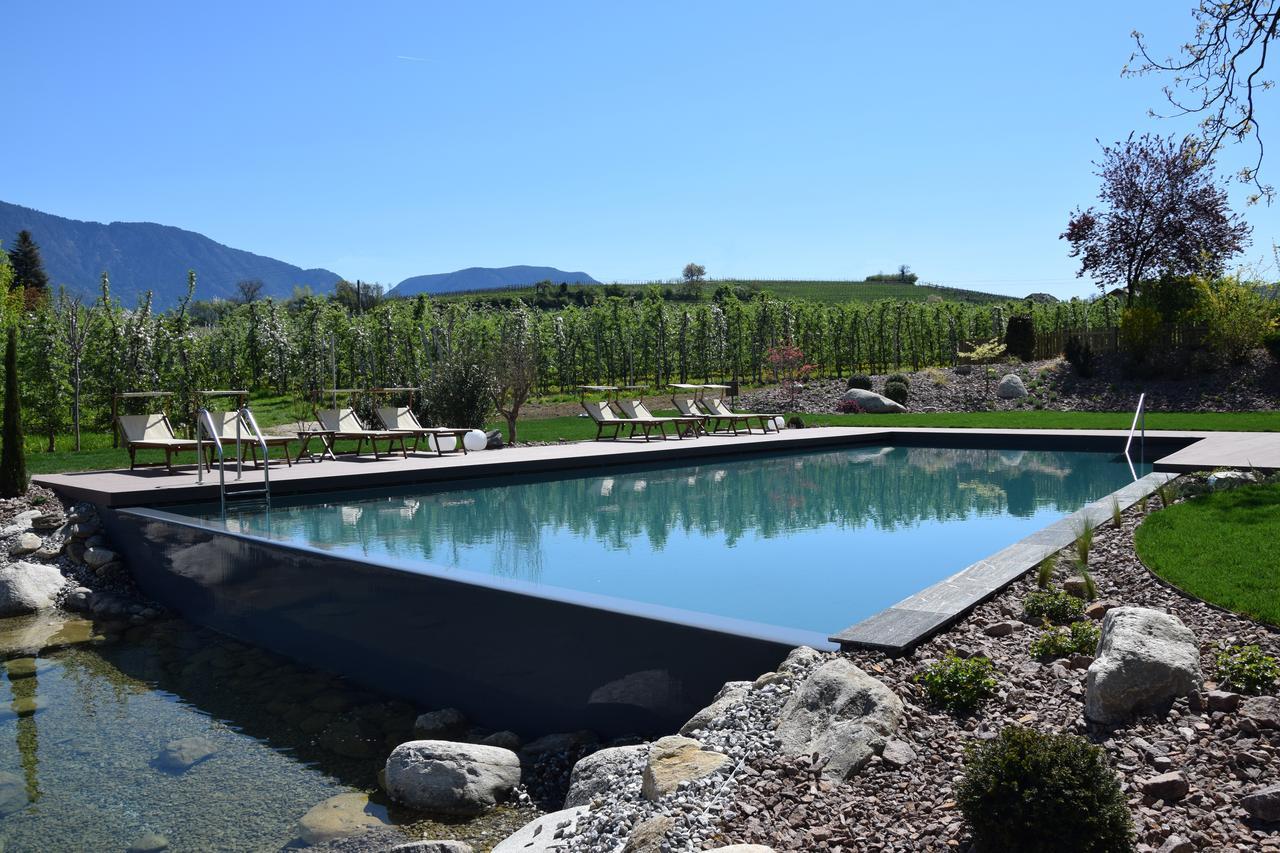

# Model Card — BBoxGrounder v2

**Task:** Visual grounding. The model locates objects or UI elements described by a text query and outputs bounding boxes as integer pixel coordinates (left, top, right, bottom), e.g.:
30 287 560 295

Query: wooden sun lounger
617 399 702 438
674 396 755 435
582 400 668 441
702 398 780 433
315 408 409 459
205 410 293 467
375 407 471 456
117 413 203 473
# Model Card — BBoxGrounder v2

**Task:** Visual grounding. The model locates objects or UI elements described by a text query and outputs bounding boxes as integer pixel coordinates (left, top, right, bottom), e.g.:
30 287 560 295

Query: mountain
0 200 342 308
391 265 599 296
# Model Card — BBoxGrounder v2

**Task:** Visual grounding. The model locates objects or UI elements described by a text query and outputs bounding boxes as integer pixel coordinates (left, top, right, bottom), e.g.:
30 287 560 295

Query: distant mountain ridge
0 200 342 308
391 265 599 296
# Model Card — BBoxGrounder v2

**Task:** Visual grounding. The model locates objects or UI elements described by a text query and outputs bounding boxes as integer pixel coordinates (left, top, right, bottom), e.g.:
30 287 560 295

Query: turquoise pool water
179 445 1144 641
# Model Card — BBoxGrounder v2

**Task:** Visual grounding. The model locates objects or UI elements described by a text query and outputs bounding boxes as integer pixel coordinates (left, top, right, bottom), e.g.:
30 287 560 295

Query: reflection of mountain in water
221 446 1131 583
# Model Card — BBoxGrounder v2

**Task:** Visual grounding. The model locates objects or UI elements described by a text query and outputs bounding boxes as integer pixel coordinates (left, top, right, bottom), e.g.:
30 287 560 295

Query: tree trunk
505 411 518 445
0 327 27 497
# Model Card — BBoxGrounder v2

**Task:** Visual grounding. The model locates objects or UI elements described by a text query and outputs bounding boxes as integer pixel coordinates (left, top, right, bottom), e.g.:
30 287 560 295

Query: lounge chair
616 399 702 439
701 397 780 433
375 407 471 456
672 395 757 436
118 413 202 472
315 408 410 459
582 400 668 441
206 410 293 468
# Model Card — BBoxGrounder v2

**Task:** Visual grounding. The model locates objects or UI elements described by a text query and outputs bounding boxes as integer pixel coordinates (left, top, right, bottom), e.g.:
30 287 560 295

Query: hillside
0 200 342 308
391 265 599 296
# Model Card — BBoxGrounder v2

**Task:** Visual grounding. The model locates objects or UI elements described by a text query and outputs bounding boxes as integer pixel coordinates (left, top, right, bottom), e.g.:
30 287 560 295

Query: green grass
1134 482 1280 626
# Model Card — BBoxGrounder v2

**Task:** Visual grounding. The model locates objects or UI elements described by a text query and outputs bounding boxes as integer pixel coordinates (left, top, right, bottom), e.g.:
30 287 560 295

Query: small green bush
957 727 1135 853
883 380 909 406
1023 589 1086 625
1030 621 1100 661
915 652 998 714
1263 329 1280 364
1215 644 1280 695
886 372 911 387
846 373 873 390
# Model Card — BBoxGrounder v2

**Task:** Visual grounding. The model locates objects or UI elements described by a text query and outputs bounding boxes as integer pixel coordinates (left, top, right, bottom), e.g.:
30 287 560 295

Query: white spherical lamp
432 434 458 453
773 416 787 431
463 429 488 452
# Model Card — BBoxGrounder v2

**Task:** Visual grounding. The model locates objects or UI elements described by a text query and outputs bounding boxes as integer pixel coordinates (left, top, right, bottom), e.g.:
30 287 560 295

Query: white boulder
492 806 588 853
565 744 644 807
996 374 1028 399
1085 607 1202 724
838 387 907 414
385 740 521 816
0 561 66 616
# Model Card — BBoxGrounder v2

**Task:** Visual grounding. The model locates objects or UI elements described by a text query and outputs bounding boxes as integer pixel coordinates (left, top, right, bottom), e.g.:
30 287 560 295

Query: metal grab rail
239 405 272 508
195 407 228 518
1124 392 1146 479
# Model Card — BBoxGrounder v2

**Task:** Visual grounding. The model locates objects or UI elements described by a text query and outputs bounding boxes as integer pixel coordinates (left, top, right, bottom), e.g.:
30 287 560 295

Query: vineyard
15 272 1125 446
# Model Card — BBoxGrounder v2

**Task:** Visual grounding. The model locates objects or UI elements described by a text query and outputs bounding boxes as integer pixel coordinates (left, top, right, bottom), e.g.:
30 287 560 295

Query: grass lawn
1134 482 1280 626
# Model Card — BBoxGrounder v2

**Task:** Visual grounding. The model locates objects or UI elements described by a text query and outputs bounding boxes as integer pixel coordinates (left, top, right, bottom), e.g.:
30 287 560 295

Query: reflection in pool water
185 445 1144 636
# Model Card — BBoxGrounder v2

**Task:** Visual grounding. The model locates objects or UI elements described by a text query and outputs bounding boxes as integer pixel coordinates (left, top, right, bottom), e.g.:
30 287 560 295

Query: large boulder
0 561 65 616
838 387 907 414
775 658 903 780
296 792 389 845
640 735 729 801
679 680 750 735
565 744 645 807
996 374 1028 399
155 735 219 772
1085 607 1202 724
492 806 588 853
385 740 521 816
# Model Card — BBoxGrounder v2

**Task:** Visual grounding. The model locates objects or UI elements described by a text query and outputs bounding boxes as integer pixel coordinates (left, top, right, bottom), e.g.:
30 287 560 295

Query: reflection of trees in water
241 447 1127 582
4 660 41 805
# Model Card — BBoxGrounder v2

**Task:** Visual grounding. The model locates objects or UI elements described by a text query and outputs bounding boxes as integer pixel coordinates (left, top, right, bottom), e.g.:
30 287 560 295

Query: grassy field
1135 482 1280 626
22 410 1280 475
435 279 1013 306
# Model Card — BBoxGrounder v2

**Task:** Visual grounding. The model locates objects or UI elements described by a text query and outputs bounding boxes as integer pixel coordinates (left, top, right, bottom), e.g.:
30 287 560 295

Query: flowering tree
767 344 814 409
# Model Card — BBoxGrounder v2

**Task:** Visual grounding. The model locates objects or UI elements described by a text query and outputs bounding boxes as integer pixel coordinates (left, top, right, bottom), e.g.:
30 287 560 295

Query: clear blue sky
5 2 1278 298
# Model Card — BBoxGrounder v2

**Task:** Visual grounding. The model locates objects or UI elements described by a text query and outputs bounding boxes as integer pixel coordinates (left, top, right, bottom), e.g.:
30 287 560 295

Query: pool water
180 445 1144 642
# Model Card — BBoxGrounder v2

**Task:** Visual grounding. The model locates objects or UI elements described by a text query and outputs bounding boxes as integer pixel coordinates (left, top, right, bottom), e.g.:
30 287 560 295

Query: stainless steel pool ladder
1124 392 1146 478
196 406 273 517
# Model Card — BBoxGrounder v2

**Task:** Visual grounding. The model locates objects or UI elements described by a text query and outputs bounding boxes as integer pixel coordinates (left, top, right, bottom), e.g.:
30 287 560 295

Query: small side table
294 430 337 463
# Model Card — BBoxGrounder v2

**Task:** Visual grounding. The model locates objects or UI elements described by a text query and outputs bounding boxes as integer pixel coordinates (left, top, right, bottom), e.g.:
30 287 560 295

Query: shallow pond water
0 611 534 852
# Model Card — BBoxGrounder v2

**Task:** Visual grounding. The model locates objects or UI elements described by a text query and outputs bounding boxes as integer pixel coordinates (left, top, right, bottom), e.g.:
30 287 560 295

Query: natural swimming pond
174 445 1145 644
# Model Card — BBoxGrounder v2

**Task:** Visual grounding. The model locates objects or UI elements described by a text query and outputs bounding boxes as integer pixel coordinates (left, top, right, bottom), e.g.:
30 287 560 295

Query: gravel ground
559 477 1280 852
739 350 1280 415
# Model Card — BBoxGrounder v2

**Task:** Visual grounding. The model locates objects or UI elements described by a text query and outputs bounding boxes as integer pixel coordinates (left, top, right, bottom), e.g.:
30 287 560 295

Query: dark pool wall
98 507 790 737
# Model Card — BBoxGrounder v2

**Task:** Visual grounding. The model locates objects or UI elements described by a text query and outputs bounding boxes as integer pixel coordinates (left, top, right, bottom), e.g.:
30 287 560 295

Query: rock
492 806 588 853
640 735 729 801
1140 770 1189 802
8 532 41 557
83 546 117 568
0 561 67 616
1156 836 1194 853
155 735 219 771
68 520 99 539
623 815 673 852
0 770 25 817
565 744 645 807
63 587 92 613
519 730 598 761
297 792 389 845
1085 607 1202 724
679 680 751 735
1208 470 1254 490
1241 784 1280 822
385 740 521 816
996 373 1028 399
1062 576 1089 598
479 730 522 752
484 430 504 450
1207 689 1242 713
390 843 475 853
838 387 907 414
412 707 470 741
775 658 903 780
319 717 382 759
30 512 62 531
880 739 917 768
778 646 823 674
1241 695 1280 729
983 621 1017 637
707 847 777 853
125 832 170 852
1085 599 1119 620
1069 653 1095 670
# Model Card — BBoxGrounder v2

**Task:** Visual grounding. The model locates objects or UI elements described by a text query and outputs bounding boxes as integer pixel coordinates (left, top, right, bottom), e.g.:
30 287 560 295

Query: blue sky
5 1 1278 297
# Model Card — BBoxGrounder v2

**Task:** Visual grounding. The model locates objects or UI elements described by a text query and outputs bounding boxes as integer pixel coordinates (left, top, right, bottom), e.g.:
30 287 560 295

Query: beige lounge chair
582 400 669 441
315 408 410 459
375 407 471 455
118 413 202 472
616 399 702 439
702 397 780 433
206 410 293 467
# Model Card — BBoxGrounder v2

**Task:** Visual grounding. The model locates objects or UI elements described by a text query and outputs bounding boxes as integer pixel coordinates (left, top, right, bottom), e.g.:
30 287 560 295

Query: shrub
922 367 949 386
1201 277 1275 363
1064 335 1098 378
835 398 864 414
846 373 873 390
1023 589 1086 625
957 727 1135 853
885 372 911 387
1263 329 1280 364
1004 315 1037 361
1214 644 1280 695
883 380 909 406
423 356 495 429
1030 621 1101 660
1119 304 1163 365
786 415 805 429
1035 555 1055 589
915 652 998 714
